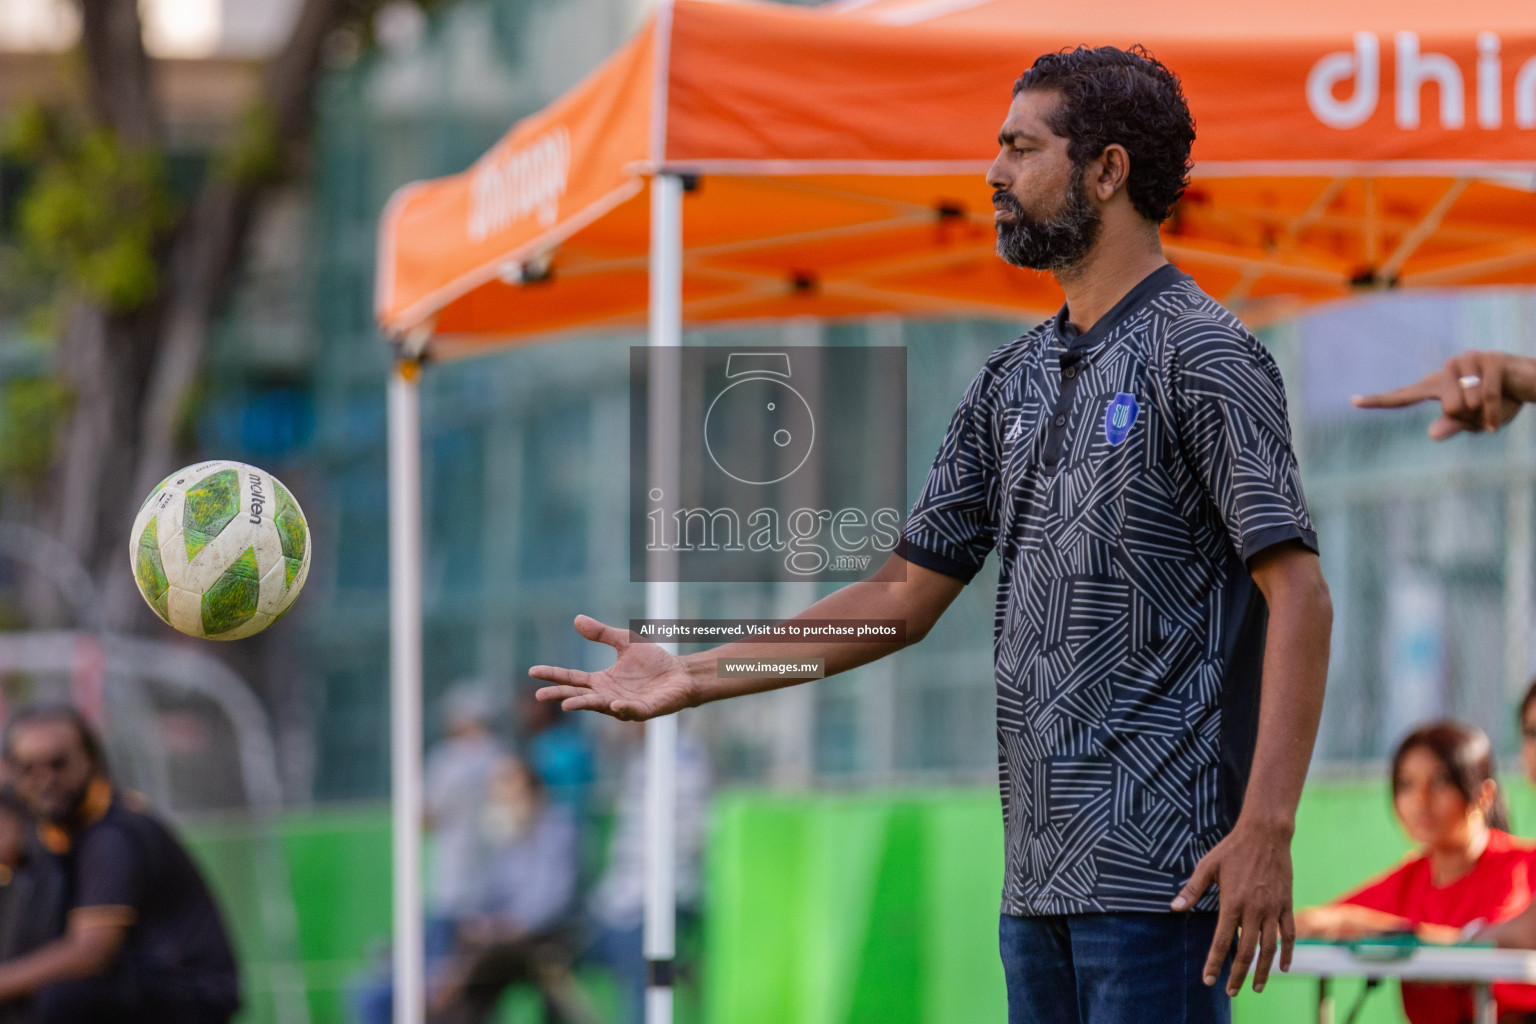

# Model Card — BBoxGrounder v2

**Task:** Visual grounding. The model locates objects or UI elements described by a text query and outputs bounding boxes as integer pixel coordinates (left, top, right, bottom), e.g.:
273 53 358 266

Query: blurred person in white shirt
429 756 592 1024
424 682 506 951
586 724 710 1024
352 682 506 1024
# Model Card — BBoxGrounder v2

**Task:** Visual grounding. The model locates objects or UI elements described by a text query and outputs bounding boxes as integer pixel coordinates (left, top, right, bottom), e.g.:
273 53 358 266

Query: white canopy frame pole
644 172 684 1024
388 355 426 1024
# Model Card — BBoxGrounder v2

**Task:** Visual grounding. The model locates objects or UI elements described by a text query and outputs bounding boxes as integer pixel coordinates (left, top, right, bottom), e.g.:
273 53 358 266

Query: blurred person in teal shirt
518 687 593 818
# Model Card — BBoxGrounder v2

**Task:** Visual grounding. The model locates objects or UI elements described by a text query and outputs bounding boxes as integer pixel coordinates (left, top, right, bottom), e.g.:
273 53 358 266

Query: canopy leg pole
644 172 684 1024
388 357 426 1024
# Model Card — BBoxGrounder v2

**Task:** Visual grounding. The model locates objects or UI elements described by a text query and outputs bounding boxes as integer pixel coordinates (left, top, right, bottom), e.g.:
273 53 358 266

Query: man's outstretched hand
1352 350 1536 439
529 615 700 721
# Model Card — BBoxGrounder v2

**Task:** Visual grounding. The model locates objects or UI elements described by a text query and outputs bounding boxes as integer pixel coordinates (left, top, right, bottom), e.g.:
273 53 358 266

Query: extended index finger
1250 917 1279 993
1351 373 1443 409
1203 905 1237 988
1279 906 1296 973
1351 369 1443 411
1226 910 1261 996
533 684 593 704
529 665 591 689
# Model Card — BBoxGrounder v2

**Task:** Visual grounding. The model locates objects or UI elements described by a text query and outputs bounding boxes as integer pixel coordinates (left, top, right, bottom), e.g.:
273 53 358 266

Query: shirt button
1064 367 1076 379
1053 415 1066 427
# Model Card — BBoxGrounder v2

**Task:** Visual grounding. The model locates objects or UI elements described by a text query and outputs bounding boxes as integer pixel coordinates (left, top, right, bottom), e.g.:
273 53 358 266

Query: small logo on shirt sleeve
1104 393 1139 446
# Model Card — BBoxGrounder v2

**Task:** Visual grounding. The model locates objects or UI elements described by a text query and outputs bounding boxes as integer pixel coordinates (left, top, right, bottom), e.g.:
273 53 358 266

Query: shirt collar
1051 263 1186 353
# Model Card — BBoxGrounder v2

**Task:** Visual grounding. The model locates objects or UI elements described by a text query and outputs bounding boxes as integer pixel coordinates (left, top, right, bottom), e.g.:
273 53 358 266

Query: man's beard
39 779 90 825
994 164 1101 273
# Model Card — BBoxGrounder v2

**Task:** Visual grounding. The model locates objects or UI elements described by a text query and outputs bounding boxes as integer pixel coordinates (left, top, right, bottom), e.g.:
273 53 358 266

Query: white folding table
1275 941 1536 1024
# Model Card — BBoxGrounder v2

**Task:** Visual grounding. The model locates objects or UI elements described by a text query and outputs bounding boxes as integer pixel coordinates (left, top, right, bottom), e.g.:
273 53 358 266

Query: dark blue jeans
1000 912 1232 1024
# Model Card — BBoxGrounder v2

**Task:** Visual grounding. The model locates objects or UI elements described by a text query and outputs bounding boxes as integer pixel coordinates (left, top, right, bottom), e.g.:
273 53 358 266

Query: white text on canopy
468 126 571 242
1307 32 1536 131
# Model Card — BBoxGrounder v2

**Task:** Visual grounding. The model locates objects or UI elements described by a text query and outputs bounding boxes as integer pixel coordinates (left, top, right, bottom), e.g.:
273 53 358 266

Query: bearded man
532 46 1334 1024
0 706 239 1024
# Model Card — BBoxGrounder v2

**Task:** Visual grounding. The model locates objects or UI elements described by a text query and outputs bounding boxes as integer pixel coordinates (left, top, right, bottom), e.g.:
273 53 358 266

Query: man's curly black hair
1013 46 1195 224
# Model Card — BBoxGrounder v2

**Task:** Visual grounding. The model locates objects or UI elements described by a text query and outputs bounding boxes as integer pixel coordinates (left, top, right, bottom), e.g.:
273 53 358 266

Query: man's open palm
530 615 697 720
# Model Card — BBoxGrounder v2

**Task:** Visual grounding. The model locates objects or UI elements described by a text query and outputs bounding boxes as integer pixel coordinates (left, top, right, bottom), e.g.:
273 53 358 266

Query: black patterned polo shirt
898 263 1317 916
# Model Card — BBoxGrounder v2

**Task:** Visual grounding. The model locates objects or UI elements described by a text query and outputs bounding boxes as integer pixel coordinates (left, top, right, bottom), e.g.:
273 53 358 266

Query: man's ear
1094 145 1131 201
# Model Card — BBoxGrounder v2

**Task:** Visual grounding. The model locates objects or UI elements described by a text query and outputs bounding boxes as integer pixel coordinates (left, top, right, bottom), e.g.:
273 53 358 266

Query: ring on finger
1459 374 1483 389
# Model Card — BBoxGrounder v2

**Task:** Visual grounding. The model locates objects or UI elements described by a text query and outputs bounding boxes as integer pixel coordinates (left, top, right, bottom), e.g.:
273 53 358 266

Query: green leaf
4 104 178 314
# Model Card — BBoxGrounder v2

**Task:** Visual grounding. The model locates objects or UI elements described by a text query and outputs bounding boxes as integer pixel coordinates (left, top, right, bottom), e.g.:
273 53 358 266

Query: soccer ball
129 460 311 640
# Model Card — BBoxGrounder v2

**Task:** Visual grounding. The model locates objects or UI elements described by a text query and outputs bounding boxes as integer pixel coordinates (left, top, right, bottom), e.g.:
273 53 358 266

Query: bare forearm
1241 554 1332 833
1303 906 1457 943
532 556 966 720
0 927 121 1001
680 557 963 705
1296 904 1414 939
1488 902 1536 949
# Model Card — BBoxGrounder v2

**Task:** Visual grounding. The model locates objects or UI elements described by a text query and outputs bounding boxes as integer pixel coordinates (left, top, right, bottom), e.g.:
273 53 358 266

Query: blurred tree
2 0 440 629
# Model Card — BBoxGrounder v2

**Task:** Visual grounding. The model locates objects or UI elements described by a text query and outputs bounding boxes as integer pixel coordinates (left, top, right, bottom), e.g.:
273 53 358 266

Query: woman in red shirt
1297 720 1536 1024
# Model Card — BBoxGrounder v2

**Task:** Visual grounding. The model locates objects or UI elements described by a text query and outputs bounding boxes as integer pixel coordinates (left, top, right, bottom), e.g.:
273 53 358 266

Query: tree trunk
52 303 158 610
77 0 158 147
29 0 158 629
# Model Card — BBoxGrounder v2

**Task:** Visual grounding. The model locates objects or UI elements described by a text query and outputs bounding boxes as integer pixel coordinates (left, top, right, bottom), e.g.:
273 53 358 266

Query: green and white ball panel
129 460 311 640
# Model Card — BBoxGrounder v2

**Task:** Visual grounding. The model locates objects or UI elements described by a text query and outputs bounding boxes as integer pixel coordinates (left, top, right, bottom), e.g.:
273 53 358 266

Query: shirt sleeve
1168 314 1318 563
897 365 1001 581
72 824 144 925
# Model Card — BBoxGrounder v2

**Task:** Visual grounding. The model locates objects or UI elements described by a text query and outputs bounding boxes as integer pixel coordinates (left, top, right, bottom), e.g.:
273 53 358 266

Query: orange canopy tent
378 0 1536 353
375 3 1536 1021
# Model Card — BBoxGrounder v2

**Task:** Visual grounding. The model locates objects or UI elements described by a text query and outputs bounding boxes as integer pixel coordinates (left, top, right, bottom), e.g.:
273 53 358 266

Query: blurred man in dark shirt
0 786 66 1024
0 705 240 1024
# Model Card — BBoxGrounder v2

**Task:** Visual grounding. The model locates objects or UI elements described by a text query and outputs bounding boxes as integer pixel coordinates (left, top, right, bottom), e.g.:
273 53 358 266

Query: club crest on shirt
1104 393 1138 446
